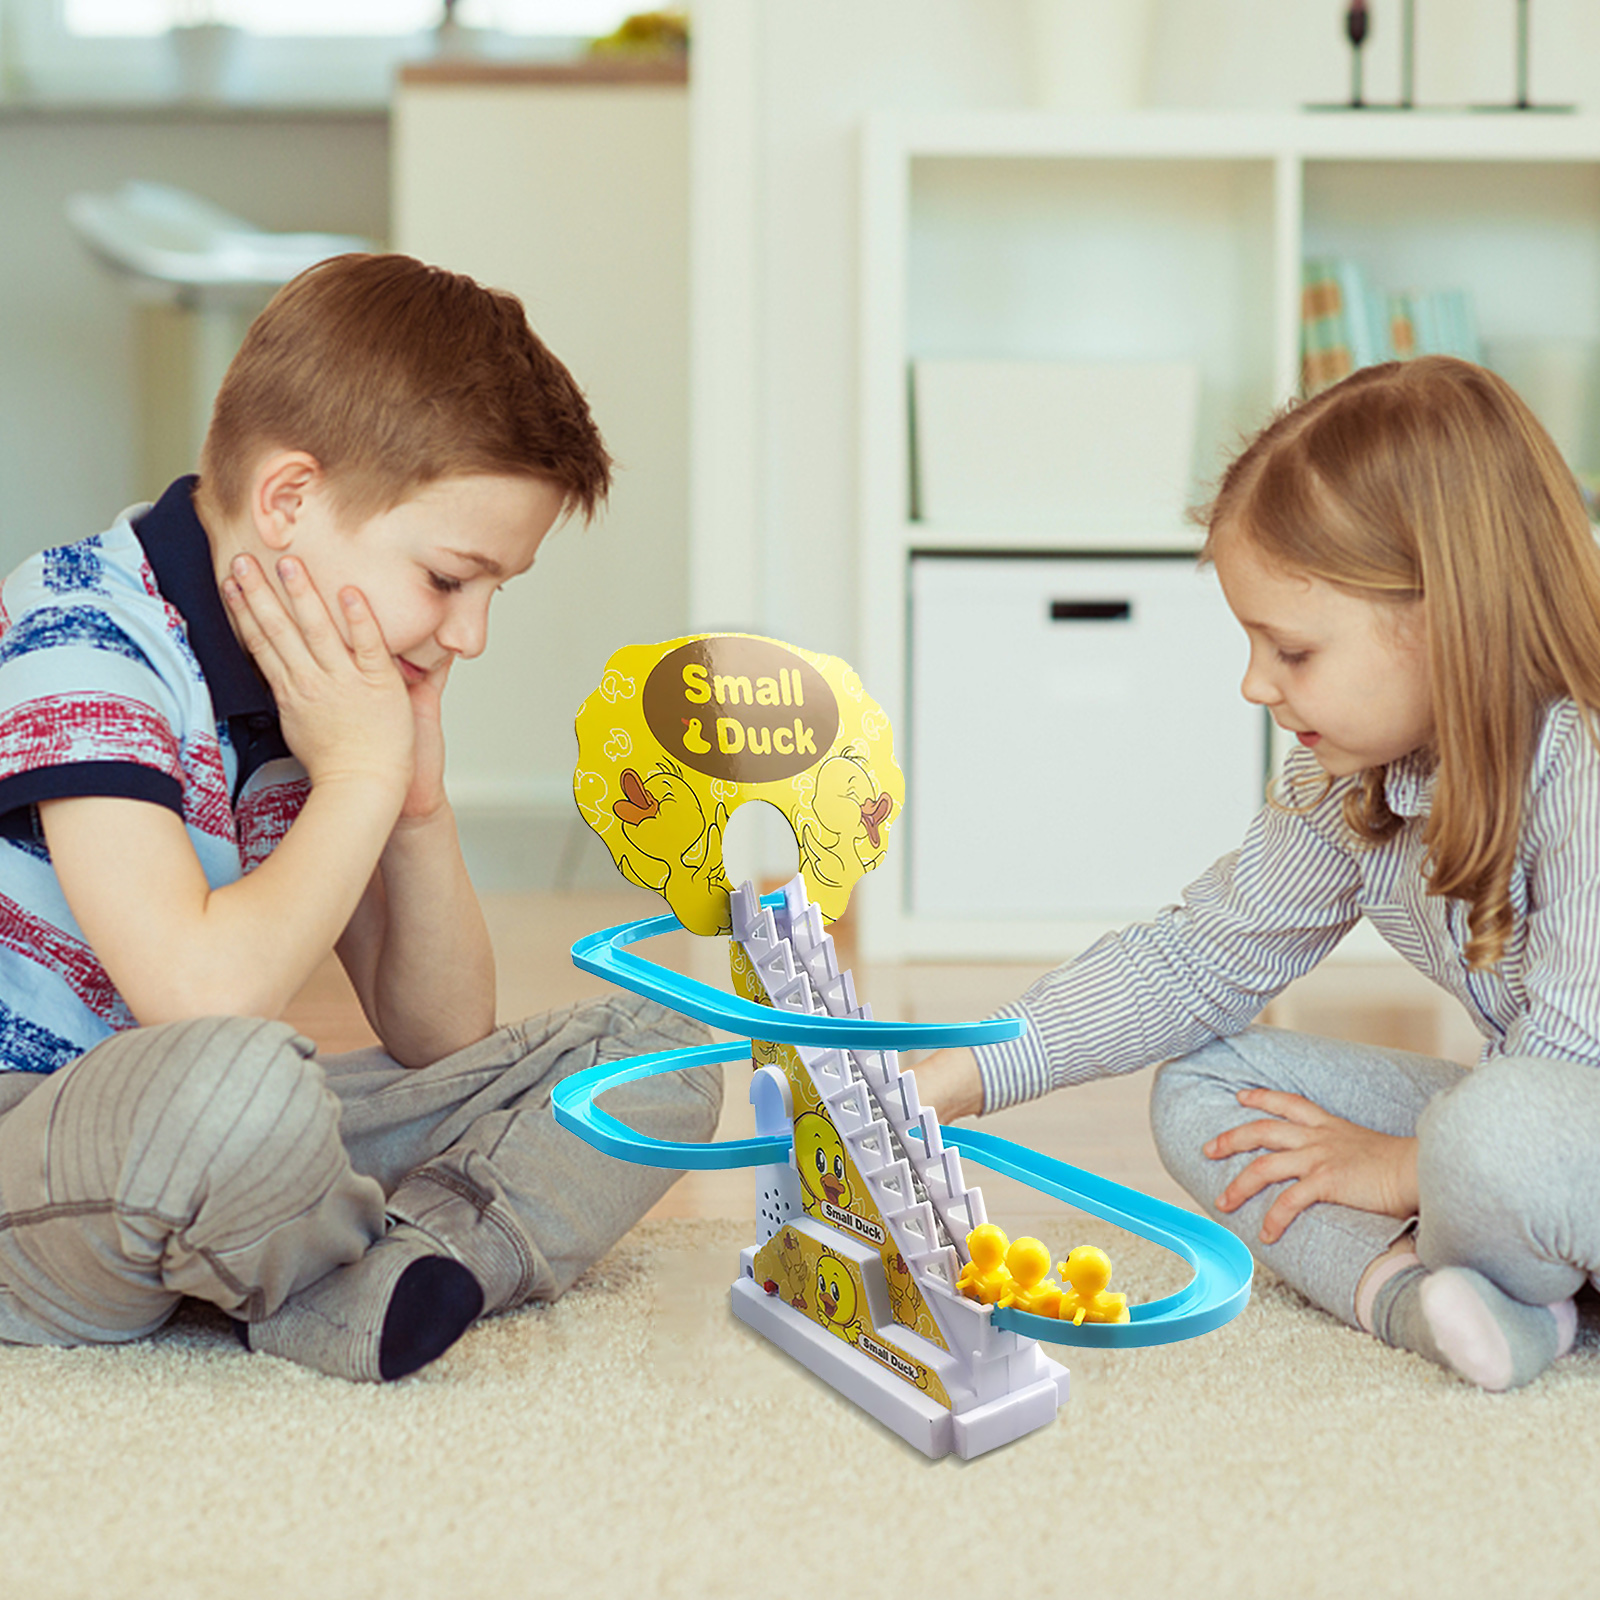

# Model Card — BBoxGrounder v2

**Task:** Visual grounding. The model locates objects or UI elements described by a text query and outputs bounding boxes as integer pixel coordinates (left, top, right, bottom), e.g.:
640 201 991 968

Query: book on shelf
1302 258 1391 392
1302 258 1480 393
1388 288 1483 364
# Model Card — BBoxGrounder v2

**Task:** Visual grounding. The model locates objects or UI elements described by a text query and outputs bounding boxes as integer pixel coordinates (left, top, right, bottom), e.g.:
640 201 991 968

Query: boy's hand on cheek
223 553 414 805
396 658 452 825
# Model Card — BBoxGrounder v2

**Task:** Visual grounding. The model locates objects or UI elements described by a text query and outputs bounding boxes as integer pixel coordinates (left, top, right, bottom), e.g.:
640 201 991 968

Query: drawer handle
1049 600 1132 622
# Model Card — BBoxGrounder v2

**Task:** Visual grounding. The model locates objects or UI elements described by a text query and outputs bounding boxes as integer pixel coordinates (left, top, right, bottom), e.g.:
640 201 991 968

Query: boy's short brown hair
196 253 611 526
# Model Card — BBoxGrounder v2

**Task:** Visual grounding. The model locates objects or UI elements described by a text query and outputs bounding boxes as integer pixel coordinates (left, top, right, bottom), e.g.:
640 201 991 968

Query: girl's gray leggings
1150 1025 1600 1327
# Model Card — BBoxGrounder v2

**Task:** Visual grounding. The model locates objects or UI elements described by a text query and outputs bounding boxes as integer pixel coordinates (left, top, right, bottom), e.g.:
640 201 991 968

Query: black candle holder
1347 0 1369 107
1306 0 1414 113
1471 0 1573 112
1309 0 1575 115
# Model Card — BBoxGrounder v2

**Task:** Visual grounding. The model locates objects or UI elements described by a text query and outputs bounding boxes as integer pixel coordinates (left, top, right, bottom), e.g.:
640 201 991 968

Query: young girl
916 355 1600 1392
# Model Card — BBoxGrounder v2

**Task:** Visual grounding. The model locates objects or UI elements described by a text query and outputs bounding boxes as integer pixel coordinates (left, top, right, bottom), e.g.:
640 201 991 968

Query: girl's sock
1370 1261 1576 1392
240 1221 484 1382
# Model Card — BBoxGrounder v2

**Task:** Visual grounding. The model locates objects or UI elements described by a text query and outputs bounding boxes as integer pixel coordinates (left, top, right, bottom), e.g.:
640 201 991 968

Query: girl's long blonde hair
1201 356 1600 968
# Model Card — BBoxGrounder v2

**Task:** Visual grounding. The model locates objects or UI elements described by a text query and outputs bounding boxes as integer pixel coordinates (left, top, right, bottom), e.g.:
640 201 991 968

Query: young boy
0 253 720 1381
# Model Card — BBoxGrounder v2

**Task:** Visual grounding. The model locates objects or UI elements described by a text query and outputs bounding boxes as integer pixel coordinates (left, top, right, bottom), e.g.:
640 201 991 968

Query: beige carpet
3 1218 1598 1600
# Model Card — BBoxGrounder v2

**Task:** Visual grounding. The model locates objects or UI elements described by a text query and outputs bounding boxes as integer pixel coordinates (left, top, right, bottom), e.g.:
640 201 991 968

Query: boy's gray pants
0 993 720 1345
1151 1024 1600 1327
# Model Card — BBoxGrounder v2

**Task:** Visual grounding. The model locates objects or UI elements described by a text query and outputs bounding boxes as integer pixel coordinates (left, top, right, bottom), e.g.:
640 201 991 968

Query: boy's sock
240 1221 483 1382
1371 1261 1577 1392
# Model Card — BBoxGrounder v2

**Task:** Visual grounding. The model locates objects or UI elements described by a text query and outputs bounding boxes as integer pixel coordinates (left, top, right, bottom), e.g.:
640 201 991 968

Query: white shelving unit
859 109 1600 962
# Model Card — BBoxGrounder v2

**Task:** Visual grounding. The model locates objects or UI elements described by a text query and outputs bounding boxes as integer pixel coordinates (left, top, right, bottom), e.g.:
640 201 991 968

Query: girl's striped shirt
976 704 1600 1111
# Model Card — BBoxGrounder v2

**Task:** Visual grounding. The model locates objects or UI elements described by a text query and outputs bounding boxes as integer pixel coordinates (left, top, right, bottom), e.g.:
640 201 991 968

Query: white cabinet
860 110 1600 959
909 553 1266 922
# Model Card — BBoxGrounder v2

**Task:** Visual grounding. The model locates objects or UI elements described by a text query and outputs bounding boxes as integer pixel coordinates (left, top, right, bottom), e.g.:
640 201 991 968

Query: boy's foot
240 1222 483 1382
1374 1262 1577 1392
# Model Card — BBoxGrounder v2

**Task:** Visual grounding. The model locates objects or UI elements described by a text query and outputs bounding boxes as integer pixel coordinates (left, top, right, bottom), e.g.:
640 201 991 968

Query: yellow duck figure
1056 1245 1130 1326
997 1236 1063 1317
957 1224 1012 1305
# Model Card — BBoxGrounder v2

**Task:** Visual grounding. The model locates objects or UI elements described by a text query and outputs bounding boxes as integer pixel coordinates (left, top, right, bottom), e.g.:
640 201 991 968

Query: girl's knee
1148 1038 1249 1165
153 1013 322 1097
678 1059 723 1139
589 993 714 1078
1419 1055 1587 1209
1417 1057 1596 1299
1147 1058 1191 1168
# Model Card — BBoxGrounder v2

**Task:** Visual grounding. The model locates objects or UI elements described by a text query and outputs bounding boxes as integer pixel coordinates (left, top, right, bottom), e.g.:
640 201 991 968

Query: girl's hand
1205 1088 1419 1245
223 553 414 803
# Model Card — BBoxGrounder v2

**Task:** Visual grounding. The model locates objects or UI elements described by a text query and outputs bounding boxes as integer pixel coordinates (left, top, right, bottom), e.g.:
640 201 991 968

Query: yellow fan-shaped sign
573 634 904 934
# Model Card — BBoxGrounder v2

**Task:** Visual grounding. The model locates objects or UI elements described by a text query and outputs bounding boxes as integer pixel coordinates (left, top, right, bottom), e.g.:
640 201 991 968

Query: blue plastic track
553 913 1254 1351
945 1126 1254 1349
570 907 1024 1051
552 1042 788 1169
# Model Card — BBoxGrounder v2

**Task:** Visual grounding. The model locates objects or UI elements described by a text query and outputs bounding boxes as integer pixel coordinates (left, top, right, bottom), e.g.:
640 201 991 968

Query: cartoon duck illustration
610 759 732 936
814 1252 858 1340
884 1246 913 1301
794 1111 851 1211
957 1224 1012 1306
998 1236 1063 1318
1057 1245 1130 1326
798 744 893 892
883 1245 921 1325
776 1226 806 1283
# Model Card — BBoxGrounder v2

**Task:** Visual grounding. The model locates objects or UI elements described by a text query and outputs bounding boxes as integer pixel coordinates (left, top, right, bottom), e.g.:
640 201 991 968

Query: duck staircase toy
728 878 1069 1459
554 632 1254 1461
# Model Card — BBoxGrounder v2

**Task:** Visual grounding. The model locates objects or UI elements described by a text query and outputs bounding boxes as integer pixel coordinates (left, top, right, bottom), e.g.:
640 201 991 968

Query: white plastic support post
898 1070 921 1121
940 1148 966 1206
749 1064 792 1135
749 1065 801 1246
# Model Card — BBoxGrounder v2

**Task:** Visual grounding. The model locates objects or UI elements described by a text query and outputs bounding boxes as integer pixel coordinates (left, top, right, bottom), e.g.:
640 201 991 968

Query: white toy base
730 1270 1069 1461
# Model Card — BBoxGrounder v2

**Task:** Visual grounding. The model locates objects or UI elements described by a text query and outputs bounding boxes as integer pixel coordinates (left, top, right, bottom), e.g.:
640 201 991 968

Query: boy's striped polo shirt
0 477 308 1074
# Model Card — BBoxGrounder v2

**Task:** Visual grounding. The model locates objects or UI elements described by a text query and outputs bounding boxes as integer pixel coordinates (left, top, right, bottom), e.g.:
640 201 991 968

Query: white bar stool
67 181 374 475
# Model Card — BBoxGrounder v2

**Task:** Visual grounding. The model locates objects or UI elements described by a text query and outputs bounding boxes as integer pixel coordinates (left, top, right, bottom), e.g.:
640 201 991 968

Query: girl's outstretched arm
915 1047 983 1122
975 745 1364 1116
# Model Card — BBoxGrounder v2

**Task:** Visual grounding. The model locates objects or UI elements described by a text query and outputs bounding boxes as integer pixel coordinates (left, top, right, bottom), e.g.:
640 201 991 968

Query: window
9 1 646 104
64 3 637 38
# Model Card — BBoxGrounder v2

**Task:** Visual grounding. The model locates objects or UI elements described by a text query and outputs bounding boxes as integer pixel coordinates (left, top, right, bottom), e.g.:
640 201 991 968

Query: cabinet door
909 554 1267 921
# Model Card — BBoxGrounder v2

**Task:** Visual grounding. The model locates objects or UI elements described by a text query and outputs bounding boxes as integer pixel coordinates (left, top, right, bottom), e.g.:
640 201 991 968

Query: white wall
393 82 689 827
690 0 1600 666
691 0 1029 660
0 110 389 571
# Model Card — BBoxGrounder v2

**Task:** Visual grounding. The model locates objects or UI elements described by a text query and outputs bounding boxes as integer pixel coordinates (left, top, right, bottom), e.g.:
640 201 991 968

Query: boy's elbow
381 1012 498 1070
127 973 294 1029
